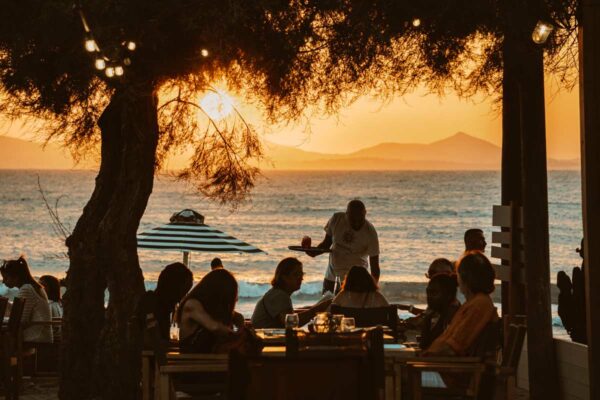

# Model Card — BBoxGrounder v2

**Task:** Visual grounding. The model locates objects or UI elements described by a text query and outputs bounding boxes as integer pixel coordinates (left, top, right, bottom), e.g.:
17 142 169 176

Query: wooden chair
230 328 385 400
330 304 400 341
1 297 26 400
144 312 229 400
22 319 63 376
406 320 526 400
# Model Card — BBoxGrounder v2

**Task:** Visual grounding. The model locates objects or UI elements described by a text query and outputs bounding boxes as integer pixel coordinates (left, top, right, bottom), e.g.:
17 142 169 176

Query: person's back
19 283 53 343
251 286 293 328
332 266 388 309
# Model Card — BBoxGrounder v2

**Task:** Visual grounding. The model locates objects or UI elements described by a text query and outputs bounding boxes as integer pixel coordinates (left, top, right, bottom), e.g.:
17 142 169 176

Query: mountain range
0 132 579 170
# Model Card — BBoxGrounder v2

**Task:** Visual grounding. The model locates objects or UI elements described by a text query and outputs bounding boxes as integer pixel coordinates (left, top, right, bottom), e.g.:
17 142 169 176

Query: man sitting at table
251 257 332 329
419 273 460 349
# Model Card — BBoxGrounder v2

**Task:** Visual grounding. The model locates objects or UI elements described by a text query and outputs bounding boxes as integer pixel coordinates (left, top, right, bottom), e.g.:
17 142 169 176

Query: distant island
0 132 579 170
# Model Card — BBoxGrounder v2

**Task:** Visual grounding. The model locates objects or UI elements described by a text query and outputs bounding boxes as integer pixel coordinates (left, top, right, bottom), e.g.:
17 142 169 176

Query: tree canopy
1 0 578 201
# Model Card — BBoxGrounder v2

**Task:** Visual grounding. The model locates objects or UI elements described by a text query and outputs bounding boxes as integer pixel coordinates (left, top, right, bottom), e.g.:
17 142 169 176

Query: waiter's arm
369 255 380 282
306 234 332 257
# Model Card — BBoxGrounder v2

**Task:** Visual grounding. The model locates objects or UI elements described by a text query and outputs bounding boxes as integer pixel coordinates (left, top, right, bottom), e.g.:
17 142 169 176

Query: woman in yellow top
425 252 498 356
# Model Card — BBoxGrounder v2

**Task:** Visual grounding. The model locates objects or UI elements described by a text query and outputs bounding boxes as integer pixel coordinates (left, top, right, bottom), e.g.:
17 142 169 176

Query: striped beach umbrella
137 209 265 266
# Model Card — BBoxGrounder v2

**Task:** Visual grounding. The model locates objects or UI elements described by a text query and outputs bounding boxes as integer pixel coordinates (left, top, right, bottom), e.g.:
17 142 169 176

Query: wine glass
341 317 355 332
169 323 180 341
285 313 300 329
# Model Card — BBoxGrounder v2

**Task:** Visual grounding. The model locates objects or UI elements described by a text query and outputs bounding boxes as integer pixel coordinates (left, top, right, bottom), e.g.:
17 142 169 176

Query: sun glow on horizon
199 89 235 121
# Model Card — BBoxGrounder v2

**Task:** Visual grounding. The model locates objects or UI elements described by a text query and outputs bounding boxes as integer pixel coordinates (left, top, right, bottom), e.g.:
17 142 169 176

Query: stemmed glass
341 317 356 332
285 313 300 329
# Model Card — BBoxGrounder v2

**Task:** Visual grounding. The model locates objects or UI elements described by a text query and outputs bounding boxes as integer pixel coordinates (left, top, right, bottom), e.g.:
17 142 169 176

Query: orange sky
3 74 581 160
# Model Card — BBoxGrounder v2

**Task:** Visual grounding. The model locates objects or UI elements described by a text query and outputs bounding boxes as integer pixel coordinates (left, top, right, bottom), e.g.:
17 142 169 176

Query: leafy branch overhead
0 0 579 202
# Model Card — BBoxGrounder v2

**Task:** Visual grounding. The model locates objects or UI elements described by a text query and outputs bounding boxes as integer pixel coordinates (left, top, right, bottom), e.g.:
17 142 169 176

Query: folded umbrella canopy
137 209 265 266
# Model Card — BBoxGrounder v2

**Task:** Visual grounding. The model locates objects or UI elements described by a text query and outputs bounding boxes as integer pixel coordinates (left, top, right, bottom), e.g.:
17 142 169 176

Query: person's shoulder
18 283 35 295
365 219 377 232
265 287 290 301
468 293 494 309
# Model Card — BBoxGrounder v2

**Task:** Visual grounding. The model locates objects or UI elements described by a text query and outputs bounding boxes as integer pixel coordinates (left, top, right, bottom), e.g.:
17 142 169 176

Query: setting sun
199 89 235 121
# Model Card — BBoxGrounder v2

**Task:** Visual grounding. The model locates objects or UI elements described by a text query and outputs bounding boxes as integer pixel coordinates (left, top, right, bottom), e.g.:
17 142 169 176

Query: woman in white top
1 257 53 343
39 275 63 318
332 266 389 308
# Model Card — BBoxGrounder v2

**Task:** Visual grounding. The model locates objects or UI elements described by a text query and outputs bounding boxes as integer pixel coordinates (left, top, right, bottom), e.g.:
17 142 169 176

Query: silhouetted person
211 257 224 270
419 274 460 349
557 238 587 344
426 258 454 279
39 275 63 319
140 262 193 340
464 228 486 252
332 265 389 308
307 199 380 294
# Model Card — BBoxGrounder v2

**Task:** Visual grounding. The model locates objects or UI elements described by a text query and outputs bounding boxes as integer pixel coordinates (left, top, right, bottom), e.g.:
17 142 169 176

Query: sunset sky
3 73 581 160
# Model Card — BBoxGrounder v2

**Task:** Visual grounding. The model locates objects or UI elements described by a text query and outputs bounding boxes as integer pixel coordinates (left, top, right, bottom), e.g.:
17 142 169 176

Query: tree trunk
61 83 159 399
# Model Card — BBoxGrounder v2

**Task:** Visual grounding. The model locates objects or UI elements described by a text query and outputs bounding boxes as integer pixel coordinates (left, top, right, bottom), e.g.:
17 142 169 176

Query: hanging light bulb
123 57 132 66
532 20 554 44
412 18 421 27
94 58 106 70
201 48 209 57
114 65 124 76
126 41 136 51
85 38 98 52
105 66 115 78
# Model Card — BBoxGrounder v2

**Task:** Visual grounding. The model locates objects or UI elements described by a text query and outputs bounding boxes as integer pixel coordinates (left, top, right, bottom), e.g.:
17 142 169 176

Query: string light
201 49 209 57
94 59 106 70
105 66 115 78
126 41 136 51
85 38 98 52
532 20 554 44
412 18 421 27
114 66 124 76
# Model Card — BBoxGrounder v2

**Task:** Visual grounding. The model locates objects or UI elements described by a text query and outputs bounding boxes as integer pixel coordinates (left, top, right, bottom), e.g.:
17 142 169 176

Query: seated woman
423 252 497 356
419 273 460 349
178 268 260 354
139 262 193 340
332 266 389 308
1 257 53 343
39 275 63 319
251 257 331 329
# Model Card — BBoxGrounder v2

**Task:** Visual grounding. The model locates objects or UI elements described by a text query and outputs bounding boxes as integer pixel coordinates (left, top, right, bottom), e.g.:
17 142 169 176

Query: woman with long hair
39 275 63 319
331 266 389 308
1 256 52 343
178 268 259 354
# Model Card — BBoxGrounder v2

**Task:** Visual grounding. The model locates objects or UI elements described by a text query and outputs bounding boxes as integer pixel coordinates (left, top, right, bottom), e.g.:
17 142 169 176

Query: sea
0 170 583 338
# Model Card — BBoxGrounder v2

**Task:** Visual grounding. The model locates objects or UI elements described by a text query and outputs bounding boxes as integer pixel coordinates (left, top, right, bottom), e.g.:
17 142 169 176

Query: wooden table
142 343 419 400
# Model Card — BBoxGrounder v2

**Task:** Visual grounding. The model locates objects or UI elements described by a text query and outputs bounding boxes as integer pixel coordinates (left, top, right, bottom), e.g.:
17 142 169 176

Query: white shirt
18 284 53 343
324 212 379 280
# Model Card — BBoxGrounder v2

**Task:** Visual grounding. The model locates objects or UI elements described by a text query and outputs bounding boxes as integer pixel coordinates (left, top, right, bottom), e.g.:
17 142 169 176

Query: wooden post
518 23 559 398
502 31 526 320
578 0 600 397
183 251 190 267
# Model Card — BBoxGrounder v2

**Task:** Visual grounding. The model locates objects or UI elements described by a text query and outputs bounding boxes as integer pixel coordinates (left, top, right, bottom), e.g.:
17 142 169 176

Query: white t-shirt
18 284 53 343
324 212 379 280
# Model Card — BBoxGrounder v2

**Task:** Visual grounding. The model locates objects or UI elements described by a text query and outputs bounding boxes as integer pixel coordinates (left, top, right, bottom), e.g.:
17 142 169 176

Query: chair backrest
0 297 8 321
502 322 527 369
7 297 25 336
330 304 398 340
467 318 502 359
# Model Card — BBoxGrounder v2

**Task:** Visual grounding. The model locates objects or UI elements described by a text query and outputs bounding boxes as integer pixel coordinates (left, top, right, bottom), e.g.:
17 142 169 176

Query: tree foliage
1 0 579 201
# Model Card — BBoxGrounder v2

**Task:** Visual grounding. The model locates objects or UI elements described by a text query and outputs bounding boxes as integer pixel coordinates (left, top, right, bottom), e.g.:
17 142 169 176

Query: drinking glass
314 312 329 333
169 323 180 341
285 313 300 329
332 314 344 331
341 317 356 332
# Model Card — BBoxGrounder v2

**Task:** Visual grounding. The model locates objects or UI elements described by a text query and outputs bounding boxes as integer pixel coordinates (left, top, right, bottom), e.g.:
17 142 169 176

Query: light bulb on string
94 58 106 70
412 18 421 27
105 66 115 78
201 49 209 57
123 57 132 66
85 38 98 52
126 41 136 51
532 20 554 44
114 66 124 76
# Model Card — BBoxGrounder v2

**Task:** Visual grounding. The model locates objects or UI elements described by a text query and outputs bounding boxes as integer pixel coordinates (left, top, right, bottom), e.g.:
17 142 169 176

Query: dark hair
1 256 44 295
347 199 366 212
457 253 495 294
342 266 377 293
271 257 302 288
427 258 454 278
464 228 484 243
210 257 223 269
428 273 458 300
182 269 238 325
156 262 193 305
40 275 61 303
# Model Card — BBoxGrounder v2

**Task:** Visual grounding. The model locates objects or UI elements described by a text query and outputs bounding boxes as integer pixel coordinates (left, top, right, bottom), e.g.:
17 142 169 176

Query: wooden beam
518 24 559 397
578 0 600 397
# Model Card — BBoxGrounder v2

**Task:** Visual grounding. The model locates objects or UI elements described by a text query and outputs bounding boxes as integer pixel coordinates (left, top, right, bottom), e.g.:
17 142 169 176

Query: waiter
307 199 380 294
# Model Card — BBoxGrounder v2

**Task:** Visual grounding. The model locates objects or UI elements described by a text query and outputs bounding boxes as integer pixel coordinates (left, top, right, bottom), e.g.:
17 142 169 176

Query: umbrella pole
183 251 190 267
